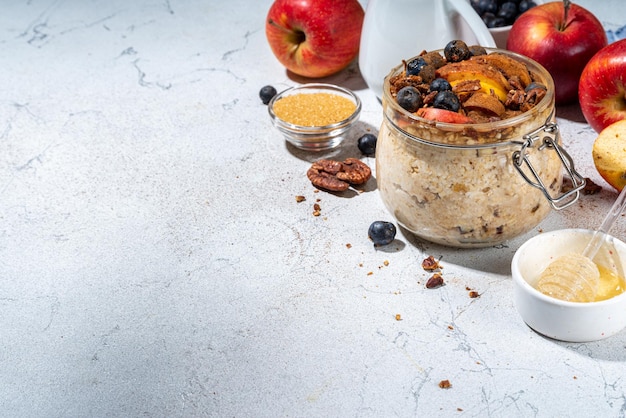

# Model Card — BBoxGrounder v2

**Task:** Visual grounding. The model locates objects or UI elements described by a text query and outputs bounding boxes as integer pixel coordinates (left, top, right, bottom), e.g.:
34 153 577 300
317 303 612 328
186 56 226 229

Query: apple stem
268 18 305 44
561 0 571 31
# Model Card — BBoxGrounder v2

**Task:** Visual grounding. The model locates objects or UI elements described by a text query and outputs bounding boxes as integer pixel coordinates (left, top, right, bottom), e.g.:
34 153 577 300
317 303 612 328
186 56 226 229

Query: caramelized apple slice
436 61 510 101
471 53 532 87
463 92 506 117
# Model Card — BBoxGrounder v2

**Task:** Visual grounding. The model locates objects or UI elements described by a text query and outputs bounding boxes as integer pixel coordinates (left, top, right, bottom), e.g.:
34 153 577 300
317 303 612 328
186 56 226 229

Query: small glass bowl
268 83 362 151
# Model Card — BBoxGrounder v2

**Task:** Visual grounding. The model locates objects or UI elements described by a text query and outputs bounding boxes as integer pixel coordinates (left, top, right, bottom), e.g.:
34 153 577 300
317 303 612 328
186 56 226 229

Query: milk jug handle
447 0 496 48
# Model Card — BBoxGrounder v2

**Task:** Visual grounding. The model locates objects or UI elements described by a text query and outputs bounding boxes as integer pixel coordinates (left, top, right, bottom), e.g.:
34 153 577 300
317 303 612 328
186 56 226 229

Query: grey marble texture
1 0 626 417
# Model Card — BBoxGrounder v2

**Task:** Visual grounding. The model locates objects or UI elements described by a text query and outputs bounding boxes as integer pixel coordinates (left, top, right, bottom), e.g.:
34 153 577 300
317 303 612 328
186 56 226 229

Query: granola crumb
422 255 443 271
346 243 352 249
439 379 451 389
395 314 402 321
426 273 444 288
295 195 306 203
313 203 321 216
469 290 480 298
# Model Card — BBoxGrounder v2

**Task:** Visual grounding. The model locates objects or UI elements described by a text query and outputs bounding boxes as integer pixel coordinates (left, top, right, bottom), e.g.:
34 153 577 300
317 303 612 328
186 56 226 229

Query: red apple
506 0 607 104
265 0 364 78
579 39 626 133
416 108 475 124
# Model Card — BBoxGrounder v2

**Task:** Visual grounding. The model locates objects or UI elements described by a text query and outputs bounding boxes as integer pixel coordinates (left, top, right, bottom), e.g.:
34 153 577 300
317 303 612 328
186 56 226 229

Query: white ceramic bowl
512 228 626 342
268 83 361 151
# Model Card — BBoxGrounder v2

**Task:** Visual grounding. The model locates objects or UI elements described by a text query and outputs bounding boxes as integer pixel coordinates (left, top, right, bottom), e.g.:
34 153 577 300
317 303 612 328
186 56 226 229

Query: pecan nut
307 158 371 192
307 166 349 191
336 158 371 185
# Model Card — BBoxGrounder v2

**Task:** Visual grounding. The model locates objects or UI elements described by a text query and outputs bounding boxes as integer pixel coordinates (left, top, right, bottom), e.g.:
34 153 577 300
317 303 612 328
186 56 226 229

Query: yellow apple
592 120 626 192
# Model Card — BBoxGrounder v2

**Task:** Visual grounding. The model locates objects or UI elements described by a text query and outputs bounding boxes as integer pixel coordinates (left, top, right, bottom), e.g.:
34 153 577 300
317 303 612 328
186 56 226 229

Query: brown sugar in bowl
268 83 362 151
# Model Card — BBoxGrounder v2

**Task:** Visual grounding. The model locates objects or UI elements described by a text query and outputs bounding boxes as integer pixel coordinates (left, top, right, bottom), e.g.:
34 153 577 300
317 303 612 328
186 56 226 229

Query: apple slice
435 61 510 101
592 120 626 192
471 53 532 88
416 108 474 124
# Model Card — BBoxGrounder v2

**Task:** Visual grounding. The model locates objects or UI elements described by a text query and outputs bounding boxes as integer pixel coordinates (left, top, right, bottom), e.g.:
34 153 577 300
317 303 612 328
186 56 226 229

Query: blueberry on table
368 221 397 246
396 86 423 113
259 85 277 105
357 133 377 155
433 91 461 112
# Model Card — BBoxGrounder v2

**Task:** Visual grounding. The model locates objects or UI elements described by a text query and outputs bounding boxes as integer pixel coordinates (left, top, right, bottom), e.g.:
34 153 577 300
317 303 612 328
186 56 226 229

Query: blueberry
470 0 485 14
491 16 508 28
259 85 277 105
433 90 461 112
482 12 497 28
497 2 518 23
429 78 452 93
406 57 428 76
444 40 471 63
482 0 498 14
368 221 397 246
396 86 423 113
525 82 547 92
518 0 537 13
357 133 378 155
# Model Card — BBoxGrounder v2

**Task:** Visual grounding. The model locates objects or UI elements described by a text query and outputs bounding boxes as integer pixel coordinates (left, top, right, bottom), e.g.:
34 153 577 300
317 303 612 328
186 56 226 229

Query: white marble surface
2 1 626 416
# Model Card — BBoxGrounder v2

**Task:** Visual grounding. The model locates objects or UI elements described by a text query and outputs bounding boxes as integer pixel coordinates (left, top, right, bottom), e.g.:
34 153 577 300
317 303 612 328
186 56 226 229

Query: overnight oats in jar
376 41 585 248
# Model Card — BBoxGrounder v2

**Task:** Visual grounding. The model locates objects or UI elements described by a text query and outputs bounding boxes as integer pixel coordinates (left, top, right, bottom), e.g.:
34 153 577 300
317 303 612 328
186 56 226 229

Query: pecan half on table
307 158 371 192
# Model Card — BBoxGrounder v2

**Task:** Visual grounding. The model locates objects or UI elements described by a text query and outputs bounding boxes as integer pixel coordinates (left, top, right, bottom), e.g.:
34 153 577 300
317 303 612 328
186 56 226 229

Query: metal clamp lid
512 121 586 210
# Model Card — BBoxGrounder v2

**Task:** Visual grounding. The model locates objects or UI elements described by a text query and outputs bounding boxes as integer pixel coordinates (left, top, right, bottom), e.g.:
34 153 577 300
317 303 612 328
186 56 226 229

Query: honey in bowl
535 256 625 303
595 265 625 301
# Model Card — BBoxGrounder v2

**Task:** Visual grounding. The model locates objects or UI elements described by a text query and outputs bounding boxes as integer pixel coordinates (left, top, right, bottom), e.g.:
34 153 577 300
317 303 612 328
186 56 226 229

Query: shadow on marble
398 225 520 277
539 330 626 362
285 120 379 162
370 238 407 254
284 59 369 92
556 102 587 124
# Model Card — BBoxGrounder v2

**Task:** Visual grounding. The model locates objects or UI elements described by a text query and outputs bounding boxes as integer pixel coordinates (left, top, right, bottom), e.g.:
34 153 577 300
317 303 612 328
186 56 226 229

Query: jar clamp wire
512 114 586 210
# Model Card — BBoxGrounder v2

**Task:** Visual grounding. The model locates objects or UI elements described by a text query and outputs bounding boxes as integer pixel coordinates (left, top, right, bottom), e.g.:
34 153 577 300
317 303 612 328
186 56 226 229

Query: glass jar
376 49 585 248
